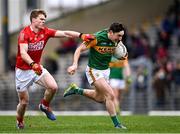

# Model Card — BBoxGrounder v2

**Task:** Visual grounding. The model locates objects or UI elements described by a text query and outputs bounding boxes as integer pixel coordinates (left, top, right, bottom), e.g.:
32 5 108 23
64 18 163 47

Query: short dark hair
30 9 47 22
109 22 124 33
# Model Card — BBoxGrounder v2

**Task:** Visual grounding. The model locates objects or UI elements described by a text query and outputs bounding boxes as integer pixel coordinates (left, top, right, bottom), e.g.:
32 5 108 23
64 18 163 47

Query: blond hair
30 9 47 22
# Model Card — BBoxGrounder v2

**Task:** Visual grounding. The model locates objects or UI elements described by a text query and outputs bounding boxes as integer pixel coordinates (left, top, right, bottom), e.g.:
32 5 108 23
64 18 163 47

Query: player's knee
94 93 105 103
50 84 58 93
96 97 105 103
19 99 29 106
106 92 115 101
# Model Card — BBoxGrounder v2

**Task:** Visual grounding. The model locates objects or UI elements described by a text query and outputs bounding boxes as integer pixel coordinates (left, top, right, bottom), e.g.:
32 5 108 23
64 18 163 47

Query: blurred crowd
125 0 180 108
6 0 180 110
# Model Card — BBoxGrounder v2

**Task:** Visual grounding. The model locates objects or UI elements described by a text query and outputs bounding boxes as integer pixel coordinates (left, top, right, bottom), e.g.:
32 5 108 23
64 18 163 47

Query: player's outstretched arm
55 30 80 38
67 43 88 75
55 30 95 41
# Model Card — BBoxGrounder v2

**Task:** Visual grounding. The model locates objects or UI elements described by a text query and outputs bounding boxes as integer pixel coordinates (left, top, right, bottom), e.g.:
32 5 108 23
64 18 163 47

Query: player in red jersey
15 9 94 129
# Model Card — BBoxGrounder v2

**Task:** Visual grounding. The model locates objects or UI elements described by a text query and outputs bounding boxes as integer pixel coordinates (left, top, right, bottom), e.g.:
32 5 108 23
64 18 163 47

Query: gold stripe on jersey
89 68 96 83
109 58 128 68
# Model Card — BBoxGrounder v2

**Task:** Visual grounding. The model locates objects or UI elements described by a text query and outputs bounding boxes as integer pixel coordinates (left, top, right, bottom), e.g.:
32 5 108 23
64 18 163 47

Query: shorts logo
96 73 99 77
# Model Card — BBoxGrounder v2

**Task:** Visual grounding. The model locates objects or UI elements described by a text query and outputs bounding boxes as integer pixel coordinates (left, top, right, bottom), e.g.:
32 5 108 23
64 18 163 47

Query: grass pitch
0 115 180 133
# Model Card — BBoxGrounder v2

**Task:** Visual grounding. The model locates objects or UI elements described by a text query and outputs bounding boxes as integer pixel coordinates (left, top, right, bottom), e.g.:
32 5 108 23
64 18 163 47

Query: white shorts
85 66 110 85
109 78 126 90
15 67 48 92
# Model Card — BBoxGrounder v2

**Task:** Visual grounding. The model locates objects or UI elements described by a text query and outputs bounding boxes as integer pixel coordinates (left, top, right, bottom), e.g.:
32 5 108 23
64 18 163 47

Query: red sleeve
18 31 29 44
46 28 57 37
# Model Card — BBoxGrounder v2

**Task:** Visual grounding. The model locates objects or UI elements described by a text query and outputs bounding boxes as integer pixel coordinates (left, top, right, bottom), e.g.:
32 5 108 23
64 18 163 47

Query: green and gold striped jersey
109 56 123 79
109 56 128 79
85 29 116 70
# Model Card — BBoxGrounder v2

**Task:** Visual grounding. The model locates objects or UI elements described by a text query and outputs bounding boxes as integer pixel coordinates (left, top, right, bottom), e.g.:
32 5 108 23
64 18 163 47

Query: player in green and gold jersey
109 56 131 115
63 23 127 129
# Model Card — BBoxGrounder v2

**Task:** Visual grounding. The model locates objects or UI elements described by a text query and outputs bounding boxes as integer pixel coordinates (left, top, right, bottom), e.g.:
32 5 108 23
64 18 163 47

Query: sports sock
111 115 120 127
17 116 23 123
75 87 84 95
41 99 49 107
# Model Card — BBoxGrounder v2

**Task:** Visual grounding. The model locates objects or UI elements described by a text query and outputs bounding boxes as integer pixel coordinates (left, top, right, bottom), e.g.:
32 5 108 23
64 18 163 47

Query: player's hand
126 76 132 85
30 62 42 75
67 65 77 75
125 76 132 91
80 33 95 42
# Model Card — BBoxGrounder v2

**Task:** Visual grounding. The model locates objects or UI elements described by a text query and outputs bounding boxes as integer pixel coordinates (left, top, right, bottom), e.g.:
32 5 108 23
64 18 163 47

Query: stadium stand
1 0 180 115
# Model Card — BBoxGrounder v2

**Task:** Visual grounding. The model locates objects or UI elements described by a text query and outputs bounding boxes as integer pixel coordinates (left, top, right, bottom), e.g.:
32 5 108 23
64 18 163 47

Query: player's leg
64 83 104 102
63 66 126 128
36 71 58 120
110 79 121 114
119 79 126 102
94 78 116 114
110 79 126 115
117 80 126 114
94 78 126 129
37 72 58 103
63 78 121 127
63 66 105 102
16 90 29 129
15 68 35 129
113 89 120 114
64 77 126 128
118 90 123 106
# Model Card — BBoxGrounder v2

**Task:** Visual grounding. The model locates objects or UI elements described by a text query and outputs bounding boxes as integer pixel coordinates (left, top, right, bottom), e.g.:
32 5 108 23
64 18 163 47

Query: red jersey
16 26 56 70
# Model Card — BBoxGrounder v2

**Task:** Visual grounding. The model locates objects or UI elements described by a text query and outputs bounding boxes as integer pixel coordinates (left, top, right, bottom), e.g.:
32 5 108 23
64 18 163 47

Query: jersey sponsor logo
28 41 44 51
94 46 115 54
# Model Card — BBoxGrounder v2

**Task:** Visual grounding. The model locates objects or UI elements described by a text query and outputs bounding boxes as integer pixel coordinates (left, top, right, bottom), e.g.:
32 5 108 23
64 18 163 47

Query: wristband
79 33 83 38
30 61 36 67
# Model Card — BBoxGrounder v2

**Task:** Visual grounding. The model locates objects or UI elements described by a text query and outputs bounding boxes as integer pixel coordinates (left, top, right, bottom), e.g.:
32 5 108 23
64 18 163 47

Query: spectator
44 53 59 75
56 38 78 54
172 59 180 85
153 62 168 107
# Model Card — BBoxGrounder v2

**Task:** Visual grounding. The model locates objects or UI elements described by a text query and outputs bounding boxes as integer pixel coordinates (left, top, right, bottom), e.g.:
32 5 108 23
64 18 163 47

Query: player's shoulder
42 26 57 35
18 26 31 39
95 29 108 40
20 25 30 33
43 26 55 31
95 29 108 36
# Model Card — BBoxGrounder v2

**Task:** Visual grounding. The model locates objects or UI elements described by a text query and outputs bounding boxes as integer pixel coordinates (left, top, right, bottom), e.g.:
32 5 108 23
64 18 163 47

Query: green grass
0 115 180 133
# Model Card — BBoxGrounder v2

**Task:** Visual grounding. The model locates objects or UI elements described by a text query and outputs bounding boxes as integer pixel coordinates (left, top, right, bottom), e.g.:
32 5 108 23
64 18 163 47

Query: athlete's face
32 14 46 29
109 30 124 43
